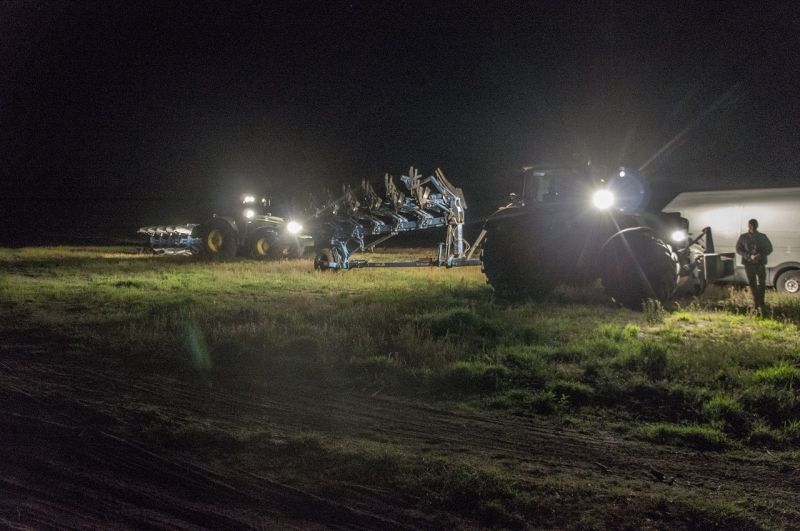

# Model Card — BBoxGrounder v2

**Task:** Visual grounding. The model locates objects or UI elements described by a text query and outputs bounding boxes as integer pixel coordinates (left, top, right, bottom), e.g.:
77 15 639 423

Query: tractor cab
240 195 273 221
519 164 649 212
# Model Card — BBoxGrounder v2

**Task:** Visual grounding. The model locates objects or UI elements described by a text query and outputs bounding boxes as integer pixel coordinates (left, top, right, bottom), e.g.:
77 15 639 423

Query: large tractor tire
481 215 558 300
250 230 283 261
599 228 679 308
198 219 238 261
775 269 800 295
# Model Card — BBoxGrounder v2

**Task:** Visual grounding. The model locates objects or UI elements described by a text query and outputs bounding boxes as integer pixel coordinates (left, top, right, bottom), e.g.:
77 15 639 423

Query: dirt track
2 342 798 530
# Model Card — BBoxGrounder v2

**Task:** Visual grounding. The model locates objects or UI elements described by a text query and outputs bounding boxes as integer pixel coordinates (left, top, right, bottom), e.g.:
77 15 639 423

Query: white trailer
662 187 800 294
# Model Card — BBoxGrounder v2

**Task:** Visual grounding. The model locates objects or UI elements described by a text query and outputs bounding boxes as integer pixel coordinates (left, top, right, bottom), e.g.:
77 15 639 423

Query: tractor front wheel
250 231 282 260
287 241 305 260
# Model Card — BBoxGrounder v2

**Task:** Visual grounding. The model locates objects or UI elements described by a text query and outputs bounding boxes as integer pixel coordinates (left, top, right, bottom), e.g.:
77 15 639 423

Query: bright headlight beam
286 221 302 234
244 209 255 219
593 190 614 209
672 230 688 242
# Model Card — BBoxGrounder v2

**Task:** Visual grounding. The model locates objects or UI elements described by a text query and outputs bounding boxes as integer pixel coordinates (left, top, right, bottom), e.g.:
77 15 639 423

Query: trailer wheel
198 220 237 261
313 248 336 271
600 229 679 308
776 270 800 295
250 231 282 260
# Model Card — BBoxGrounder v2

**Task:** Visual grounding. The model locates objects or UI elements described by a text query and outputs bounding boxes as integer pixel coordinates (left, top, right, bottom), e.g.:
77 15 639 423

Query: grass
3 246 800 448
2 246 800 528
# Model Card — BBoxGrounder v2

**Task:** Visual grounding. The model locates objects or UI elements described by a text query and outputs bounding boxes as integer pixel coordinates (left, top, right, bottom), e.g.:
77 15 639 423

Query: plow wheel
600 229 679 308
250 231 283 261
198 220 237 261
313 248 336 271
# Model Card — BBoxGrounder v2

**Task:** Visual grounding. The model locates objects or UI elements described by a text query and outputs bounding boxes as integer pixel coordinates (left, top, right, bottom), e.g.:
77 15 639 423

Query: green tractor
139 194 314 260
193 194 313 261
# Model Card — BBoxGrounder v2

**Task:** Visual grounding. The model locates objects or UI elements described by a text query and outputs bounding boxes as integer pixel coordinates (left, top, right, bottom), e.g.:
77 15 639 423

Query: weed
633 423 729 451
497 345 548 388
595 323 640 341
549 380 595 408
703 394 750 436
426 307 506 340
753 361 800 387
431 361 509 397
647 494 755 530
487 389 557 415
642 298 667 323
783 420 800 445
672 311 696 323
747 420 785 449
616 341 669 380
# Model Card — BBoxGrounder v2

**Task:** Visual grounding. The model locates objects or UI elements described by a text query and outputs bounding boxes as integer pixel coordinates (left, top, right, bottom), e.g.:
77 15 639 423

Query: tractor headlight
671 230 688 242
244 209 255 219
286 221 302 234
592 190 614 209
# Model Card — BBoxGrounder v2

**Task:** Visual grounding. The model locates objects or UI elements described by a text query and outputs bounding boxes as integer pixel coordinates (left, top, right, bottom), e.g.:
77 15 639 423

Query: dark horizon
2 1 799 244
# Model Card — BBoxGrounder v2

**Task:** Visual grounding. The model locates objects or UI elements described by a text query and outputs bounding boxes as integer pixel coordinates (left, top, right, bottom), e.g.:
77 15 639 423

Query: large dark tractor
480 165 691 307
139 194 314 261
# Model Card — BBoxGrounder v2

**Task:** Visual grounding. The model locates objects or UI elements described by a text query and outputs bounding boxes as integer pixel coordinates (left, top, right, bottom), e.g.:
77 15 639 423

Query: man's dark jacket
735 231 773 265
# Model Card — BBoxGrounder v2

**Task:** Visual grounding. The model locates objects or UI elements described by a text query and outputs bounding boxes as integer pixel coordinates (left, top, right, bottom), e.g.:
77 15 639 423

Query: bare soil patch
2 340 797 530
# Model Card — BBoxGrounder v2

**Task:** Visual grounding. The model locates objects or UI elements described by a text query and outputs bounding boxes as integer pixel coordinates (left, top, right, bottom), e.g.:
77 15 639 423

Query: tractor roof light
592 190 614 209
286 221 302 234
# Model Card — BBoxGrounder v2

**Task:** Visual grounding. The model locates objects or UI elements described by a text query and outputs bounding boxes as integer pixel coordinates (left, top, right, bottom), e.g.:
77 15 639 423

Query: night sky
1 1 799 242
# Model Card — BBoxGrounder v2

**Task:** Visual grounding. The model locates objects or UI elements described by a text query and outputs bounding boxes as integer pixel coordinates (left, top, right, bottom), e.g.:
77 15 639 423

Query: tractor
479 164 694 307
138 194 314 260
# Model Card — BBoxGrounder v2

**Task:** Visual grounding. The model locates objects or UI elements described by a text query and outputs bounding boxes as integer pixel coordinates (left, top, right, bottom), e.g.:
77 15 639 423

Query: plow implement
137 224 200 255
311 167 482 270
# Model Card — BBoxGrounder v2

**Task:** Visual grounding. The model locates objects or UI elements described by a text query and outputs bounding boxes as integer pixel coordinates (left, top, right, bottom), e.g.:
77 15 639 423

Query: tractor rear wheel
481 215 557 300
250 231 282 260
313 248 336 271
600 229 679 308
198 220 237 261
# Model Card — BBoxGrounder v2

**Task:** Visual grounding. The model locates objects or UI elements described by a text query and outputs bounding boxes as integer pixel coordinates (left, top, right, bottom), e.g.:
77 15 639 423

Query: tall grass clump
430 361 509 397
633 423 729 451
642 298 667 323
753 361 800 387
703 394 750 436
615 341 669 381
261 431 534 527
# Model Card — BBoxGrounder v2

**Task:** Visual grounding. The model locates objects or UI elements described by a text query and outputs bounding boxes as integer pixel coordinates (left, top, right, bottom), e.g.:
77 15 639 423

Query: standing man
735 219 773 310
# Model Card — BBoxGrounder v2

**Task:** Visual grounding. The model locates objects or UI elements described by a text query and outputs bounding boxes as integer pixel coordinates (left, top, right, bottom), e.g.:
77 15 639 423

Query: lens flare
593 190 614 209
